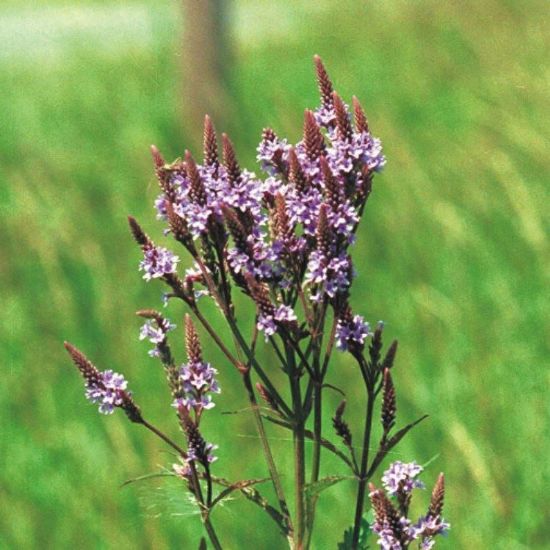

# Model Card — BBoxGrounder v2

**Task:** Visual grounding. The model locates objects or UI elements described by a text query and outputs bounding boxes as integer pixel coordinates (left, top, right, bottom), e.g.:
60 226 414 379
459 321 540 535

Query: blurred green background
2 1 549 548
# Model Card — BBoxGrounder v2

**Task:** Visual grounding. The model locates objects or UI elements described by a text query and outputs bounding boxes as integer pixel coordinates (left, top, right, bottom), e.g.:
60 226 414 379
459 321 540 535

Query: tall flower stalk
64 56 448 549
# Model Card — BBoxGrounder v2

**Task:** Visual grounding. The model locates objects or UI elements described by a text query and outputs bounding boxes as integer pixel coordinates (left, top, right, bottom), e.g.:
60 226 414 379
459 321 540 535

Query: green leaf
337 516 371 549
305 475 354 534
304 475 354 500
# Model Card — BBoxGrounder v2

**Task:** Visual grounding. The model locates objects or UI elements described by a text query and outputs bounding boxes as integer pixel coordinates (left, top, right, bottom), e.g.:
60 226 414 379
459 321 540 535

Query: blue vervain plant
64 56 449 549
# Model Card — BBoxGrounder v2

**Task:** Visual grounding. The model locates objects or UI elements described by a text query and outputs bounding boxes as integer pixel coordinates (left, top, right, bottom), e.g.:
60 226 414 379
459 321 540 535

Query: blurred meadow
2 0 549 548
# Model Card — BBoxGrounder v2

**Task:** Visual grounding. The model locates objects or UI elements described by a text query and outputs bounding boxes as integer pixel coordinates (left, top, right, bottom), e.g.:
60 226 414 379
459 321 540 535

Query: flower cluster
381 461 425 495
257 304 298 338
370 463 450 549
64 343 141 422
85 370 129 415
139 245 179 281
173 359 220 412
64 56 449 549
139 316 176 357
336 312 371 351
175 407 219 476
171 315 221 418
139 57 385 341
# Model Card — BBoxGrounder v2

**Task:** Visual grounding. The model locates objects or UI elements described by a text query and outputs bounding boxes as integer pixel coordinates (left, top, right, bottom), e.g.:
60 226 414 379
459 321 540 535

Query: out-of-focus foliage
1 1 548 548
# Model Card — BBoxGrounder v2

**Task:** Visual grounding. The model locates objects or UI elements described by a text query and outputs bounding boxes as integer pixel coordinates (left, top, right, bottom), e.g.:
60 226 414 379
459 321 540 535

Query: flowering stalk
63 342 222 549
64 55 448 549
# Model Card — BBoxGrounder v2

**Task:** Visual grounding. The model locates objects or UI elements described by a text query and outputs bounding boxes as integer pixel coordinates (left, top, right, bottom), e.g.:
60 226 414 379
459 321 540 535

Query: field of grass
2 1 549 548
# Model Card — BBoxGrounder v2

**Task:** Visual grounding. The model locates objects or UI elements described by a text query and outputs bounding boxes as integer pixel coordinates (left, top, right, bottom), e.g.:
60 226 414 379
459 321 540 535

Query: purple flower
336 314 371 351
139 246 179 281
172 360 220 414
314 105 336 129
139 317 176 357
257 134 290 175
85 370 129 415
172 458 192 479
257 314 277 337
412 515 451 539
154 195 168 220
371 521 404 550
257 304 297 339
305 251 352 300
382 461 425 496
187 441 218 464
274 304 297 323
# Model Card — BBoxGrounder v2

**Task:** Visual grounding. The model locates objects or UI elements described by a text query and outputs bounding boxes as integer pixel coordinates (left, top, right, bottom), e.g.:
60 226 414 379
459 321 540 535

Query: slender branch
226 313 292 417
140 419 222 549
286 342 306 549
202 516 223 550
351 388 375 548
141 419 187 457
191 306 241 368
242 370 293 537
264 415 356 473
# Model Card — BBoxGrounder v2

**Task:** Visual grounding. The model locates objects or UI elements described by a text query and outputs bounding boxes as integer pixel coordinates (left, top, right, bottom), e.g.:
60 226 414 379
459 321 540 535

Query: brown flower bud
333 91 353 142
303 110 326 161
352 96 369 134
314 55 334 109
381 368 396 434
428 473 445 518
185 314 203 364
222 133 241 187
203 115 219 168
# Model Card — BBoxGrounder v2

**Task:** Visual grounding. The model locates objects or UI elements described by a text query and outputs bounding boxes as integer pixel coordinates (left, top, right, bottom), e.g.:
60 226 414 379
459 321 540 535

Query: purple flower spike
139 316 176 357
257 304 297 340
382 461 425 496
173 360 220 414
85 370 129 415
336 314 371 351
139 245 179 281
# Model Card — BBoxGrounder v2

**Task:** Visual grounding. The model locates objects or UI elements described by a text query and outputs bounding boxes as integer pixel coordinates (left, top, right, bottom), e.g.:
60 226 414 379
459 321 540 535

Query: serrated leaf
305 475 354 535
337 516 371 549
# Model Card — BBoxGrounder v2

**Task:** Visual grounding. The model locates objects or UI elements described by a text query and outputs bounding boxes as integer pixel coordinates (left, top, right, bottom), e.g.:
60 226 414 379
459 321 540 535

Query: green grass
2 1 549 548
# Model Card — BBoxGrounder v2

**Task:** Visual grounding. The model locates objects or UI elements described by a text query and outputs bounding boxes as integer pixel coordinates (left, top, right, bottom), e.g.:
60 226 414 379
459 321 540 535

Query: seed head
64 342 101 384
272 193 294 248
185 150 208 206
203 115 219 168
428 473 445 518
314 55 334 109
222 133 241 187
333 92 353 142
333 399 352 447
352 96 369 133
316 203 332 257
382 340 399 370
288 147 309 193
303 110 326 161
128 216 153 249
222 205 249 251
381 368 396 434
320 156 341 208
185 314 203 364
245 274 275 318
256 382 280 414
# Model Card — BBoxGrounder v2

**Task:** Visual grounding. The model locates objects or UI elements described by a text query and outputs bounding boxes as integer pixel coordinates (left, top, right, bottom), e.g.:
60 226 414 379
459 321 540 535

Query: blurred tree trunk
181 0 233 142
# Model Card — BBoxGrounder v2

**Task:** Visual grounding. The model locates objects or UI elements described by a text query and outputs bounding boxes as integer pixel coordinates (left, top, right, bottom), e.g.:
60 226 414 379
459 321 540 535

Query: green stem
242 371 294 541
203 518 223 550
287 344 306 549
141 419 187 456
351 389 375 548
310 382 322 485
141 420 222 550
226 314 292 417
